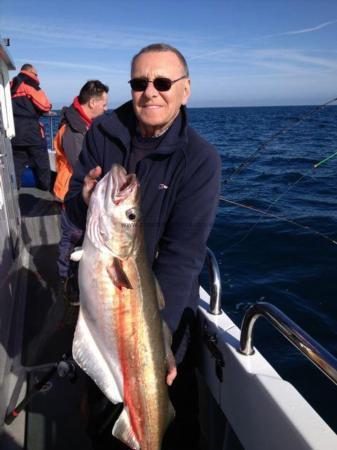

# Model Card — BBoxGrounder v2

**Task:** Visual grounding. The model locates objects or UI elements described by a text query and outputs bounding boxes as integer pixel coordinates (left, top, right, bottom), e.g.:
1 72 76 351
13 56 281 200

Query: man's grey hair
131 43 189 77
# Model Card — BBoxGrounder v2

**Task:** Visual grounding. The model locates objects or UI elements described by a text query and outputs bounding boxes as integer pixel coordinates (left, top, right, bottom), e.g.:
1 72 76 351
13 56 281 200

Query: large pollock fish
72 164 175 450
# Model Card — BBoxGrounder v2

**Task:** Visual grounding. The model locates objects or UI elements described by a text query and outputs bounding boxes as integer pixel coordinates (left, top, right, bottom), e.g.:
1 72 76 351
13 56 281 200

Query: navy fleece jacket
65 101 221 362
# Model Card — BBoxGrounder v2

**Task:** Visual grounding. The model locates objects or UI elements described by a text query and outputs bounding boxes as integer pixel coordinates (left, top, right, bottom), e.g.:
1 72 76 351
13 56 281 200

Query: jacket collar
12 71 40 92
72 96 92 128
99 100 189 155
60 104 89 134
20 70 40 85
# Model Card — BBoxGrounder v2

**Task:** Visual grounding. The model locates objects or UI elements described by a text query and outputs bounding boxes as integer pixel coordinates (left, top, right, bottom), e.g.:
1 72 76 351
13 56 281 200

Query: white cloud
281 20 337 36
189 45 337 79
4 13 337 107
16 57 126 74
1 17 208 51
260 19 337 40
253 49 337 72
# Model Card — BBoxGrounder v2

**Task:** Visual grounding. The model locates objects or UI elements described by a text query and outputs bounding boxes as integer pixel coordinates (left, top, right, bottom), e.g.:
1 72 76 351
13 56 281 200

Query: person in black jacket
11 63 52 190
66 43 221 449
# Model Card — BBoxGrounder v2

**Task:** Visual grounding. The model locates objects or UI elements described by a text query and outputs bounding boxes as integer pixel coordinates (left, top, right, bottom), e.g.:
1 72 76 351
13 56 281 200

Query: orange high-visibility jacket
11 70 52 146
53 124 72 201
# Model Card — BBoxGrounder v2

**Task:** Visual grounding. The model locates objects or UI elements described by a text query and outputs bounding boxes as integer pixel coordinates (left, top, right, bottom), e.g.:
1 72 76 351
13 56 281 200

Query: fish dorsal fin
112 407 140 450
107 258 133 290
70 247 83 262
154 277 165 310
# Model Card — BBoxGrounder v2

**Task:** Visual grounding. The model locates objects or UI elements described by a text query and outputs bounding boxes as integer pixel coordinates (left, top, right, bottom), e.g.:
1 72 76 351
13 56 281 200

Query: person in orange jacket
11 63 52 190
54 80 109 304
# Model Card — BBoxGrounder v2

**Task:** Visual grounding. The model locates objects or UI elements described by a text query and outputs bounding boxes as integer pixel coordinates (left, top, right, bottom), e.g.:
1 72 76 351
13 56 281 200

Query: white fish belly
73 239 123 405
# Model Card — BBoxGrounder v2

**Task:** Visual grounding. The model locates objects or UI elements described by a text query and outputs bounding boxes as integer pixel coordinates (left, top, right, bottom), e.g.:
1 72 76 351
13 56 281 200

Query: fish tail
112 407 140 450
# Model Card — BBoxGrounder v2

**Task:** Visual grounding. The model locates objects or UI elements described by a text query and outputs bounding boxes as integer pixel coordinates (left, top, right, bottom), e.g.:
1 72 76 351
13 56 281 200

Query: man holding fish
66 43 221 449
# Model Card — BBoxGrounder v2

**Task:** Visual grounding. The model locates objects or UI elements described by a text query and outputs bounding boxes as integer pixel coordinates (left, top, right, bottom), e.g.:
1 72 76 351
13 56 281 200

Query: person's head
21 63 38 78
78 80 109 120
130 43 190 137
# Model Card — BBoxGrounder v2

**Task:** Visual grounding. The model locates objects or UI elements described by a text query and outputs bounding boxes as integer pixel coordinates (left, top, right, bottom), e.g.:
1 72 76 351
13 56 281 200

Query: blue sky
1 0 337 108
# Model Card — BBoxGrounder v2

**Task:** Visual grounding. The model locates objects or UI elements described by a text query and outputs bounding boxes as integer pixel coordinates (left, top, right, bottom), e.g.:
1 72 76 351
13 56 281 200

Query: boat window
0 61 15 139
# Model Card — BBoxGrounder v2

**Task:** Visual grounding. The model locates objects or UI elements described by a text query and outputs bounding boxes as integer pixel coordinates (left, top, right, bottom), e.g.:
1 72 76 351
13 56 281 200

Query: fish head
87 164 141 259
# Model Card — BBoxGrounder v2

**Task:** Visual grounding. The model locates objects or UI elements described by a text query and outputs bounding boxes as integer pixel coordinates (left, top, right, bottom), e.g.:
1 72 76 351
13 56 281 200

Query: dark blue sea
44 105 337 432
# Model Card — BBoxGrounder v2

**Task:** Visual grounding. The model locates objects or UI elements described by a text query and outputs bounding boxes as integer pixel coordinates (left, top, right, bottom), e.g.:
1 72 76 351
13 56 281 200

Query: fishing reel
5 353 77 425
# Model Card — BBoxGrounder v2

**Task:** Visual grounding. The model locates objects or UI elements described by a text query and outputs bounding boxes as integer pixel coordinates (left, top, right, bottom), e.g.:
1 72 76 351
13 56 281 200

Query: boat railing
239 302 337 386
43 111 58 151
205 247 222 315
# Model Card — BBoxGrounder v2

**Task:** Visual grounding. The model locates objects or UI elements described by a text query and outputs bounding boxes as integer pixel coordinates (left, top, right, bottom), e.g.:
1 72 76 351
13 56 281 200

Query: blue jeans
58 208 83 278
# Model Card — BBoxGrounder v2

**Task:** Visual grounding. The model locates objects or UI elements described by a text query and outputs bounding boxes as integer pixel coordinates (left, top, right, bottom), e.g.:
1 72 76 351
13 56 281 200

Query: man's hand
162 321 177 386
83 166 102 205
166 351 177 386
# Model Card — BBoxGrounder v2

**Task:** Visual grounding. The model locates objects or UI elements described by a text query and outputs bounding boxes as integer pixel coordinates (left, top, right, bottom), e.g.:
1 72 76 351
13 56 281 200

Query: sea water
190 105 337 433
44 104 337 432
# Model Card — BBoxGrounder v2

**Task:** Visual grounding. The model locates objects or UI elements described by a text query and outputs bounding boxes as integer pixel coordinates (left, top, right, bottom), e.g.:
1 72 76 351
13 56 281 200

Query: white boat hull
197 287 337 450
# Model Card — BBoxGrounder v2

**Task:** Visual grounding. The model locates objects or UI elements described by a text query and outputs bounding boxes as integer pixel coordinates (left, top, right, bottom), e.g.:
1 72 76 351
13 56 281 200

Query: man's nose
143 81 158 97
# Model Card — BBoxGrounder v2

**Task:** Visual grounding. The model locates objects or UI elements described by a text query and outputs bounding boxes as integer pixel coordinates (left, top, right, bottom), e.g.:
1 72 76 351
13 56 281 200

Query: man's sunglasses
128 75 187 92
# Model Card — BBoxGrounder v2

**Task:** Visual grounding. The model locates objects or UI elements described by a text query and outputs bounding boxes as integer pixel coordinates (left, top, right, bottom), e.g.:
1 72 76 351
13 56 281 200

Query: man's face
131 51 190 137
29 67 38 78
90 92 108 119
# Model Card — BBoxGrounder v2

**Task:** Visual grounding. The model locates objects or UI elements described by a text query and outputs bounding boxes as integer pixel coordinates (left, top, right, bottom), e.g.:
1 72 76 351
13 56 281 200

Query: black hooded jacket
11 71 51 146
66 101 221 361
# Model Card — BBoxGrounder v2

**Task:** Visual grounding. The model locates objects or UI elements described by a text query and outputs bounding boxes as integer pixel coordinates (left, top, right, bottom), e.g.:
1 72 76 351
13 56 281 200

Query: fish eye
126 209 137 221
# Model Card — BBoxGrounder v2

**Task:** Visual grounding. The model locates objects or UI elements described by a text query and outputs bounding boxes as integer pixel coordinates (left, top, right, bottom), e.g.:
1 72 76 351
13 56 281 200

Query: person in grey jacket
54 80 109 303
66 43 221 449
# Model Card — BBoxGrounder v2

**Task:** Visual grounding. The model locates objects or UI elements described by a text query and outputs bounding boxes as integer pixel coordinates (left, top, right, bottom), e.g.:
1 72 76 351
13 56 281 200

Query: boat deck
4 187 92 450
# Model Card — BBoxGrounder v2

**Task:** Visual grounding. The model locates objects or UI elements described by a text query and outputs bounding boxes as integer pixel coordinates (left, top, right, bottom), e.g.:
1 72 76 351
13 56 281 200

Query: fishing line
220 149 337 248
220 196 337 248
222 96 337 185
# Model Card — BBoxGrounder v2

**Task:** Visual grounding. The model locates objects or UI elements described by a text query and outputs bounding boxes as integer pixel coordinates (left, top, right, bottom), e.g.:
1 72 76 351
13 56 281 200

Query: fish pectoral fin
70 248 84 262
107 257 133 289
155 277 165 309
112 407 140 450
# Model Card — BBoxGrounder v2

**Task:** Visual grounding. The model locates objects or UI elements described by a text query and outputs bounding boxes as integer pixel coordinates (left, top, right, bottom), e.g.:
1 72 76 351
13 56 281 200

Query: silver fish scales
72 164 175 450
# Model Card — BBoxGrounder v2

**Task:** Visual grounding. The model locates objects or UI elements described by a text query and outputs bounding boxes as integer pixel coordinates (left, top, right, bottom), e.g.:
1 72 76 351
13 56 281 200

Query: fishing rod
5 354 76 424
223 96 337 185
220 149 337 248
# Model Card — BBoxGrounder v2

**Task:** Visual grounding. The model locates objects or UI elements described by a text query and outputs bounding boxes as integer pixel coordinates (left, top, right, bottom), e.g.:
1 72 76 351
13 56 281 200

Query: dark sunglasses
128 75 187 92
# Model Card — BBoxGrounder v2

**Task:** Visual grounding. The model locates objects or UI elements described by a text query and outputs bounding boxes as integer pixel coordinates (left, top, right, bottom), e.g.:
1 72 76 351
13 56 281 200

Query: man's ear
182 78 191 106
88 97 95 110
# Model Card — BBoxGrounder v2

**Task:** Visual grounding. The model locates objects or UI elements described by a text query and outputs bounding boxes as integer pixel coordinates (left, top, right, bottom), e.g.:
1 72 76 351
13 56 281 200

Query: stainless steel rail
205 247 222 315
43 111 58 150
239 302 337 386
